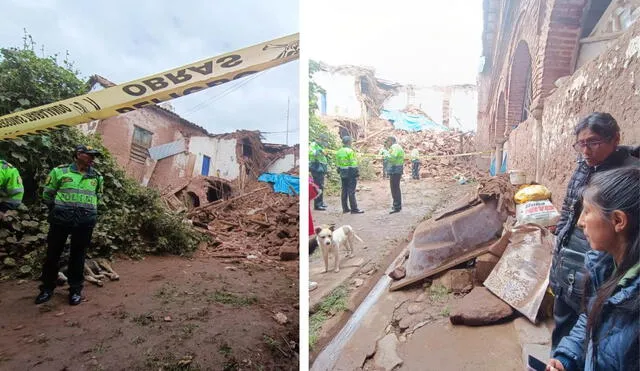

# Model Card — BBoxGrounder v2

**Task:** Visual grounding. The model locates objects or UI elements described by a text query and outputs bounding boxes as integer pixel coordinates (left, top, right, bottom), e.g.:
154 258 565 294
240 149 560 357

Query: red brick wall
96 108 207 190
506 41 532 128
508 23 640 209
479 0 588 147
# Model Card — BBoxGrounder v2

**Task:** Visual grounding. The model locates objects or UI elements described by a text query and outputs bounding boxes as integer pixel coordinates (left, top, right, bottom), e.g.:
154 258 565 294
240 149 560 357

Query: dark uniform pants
40 222 95 293
411 160 420 179
390 173 402 210
341 176 358 212
311 170 326 209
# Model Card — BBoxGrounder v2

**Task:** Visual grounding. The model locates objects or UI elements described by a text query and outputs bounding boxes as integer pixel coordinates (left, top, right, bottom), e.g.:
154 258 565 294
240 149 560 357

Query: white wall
188 137 240 180
450 89 478 132
314 71 362 118
384 87 478 132
267 153 297 173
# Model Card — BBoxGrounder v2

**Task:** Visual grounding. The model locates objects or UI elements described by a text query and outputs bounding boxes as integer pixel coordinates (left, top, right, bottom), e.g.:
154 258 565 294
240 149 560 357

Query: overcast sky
0 0 299 144
305 0 483 87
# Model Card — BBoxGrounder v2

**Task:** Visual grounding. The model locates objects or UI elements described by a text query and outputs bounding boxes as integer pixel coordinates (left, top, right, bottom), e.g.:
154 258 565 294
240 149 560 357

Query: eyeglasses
572 140 605 152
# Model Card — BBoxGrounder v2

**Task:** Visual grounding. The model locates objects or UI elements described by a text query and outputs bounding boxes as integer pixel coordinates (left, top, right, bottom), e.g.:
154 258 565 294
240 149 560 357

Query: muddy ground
309 177 474 359
0 248 299 370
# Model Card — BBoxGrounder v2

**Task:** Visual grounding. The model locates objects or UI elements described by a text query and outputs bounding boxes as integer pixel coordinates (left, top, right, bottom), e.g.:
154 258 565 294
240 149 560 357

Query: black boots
35 289 83 305
35 290 53 304
69 292 82 306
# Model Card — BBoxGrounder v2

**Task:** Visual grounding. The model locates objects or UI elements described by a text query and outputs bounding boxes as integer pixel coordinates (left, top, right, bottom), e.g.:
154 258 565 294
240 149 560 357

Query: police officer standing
0 159 24 217
309 134 329 211
379 146 390 179
385 136 405 214
35 145 104 306
335 136 364 214
410 148 421 180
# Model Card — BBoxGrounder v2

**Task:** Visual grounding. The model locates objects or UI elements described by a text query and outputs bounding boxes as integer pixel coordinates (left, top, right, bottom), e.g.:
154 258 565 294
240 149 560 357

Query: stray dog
315 224 363 273
57 258 120 287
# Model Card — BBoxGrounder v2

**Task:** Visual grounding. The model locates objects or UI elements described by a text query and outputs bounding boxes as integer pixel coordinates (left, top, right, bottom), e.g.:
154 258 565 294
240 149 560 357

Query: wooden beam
389 243 494 292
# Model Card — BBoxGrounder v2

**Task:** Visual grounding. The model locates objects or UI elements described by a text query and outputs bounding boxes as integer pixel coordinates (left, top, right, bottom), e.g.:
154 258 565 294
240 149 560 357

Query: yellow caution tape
0 33 299 139
322 148 492 160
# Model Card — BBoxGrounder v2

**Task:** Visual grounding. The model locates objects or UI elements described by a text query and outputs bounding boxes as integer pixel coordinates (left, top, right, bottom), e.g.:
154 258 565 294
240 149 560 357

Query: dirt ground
309 176 474 358
0 249 299 370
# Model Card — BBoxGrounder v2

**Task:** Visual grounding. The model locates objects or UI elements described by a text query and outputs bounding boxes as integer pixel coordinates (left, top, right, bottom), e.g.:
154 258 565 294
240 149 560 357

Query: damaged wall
386 85 478 131
267 153 297 173
90 108 206 185
314 71 362 118
507 22 640 210
188 136 241 179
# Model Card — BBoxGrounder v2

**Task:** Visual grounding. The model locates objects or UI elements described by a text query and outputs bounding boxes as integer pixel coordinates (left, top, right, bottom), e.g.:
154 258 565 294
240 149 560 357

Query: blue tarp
258 173 300 195
489 151 508 176
380 109 450 132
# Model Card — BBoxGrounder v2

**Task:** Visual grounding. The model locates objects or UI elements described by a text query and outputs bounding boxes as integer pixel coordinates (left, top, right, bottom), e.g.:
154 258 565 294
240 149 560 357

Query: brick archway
539 0 588 99
496 92 506 141
507 40 532 129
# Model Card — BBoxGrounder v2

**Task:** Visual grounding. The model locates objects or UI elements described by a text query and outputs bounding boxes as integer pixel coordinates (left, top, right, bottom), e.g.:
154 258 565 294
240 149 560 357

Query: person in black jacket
549 112 640 351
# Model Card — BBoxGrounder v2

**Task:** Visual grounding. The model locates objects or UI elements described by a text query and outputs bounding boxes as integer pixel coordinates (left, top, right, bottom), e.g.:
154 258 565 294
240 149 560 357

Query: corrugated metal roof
148 139 186 160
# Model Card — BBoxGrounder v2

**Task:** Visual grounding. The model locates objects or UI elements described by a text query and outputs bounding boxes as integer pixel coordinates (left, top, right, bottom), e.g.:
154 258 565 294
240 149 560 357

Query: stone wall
507 23 640 208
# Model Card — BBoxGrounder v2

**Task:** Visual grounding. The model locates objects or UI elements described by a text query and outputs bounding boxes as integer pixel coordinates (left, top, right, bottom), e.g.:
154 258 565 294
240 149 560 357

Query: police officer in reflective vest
410 148 421 180
385 136 405 214
35 145 104 306
309 134 329 211
379 147 390 179
0 159 24 216
335 136 364 214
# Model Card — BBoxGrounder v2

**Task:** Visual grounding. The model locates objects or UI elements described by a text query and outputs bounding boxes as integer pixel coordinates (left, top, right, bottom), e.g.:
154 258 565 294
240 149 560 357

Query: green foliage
356 153 376 181
309 285 348 349
309 61 342 195
0 33 85 116
0 35 202 279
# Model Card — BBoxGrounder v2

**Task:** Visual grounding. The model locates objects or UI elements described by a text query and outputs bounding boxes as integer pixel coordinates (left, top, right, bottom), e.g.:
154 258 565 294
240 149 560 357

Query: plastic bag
514 184 552 204
515 200 560 227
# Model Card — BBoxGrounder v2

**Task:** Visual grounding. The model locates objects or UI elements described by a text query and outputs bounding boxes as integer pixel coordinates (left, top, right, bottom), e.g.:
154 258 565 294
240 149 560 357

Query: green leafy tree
0 35 201 279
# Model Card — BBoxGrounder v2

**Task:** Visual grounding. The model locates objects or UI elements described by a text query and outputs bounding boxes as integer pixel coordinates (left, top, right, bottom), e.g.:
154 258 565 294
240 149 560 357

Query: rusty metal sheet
405 198 507 277
483 224 554 323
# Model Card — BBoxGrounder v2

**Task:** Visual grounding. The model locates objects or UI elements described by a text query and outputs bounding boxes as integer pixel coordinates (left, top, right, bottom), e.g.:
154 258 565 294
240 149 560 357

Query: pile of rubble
389 175 556 327
187 181 299 262
356 125 484 180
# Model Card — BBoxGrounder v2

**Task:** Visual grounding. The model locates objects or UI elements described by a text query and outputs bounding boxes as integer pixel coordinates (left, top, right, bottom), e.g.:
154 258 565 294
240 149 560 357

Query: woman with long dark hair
547 167 639 370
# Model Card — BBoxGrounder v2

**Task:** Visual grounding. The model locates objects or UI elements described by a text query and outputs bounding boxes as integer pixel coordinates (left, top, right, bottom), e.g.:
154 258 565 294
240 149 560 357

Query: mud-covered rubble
356 122 485 180
187 181 299 262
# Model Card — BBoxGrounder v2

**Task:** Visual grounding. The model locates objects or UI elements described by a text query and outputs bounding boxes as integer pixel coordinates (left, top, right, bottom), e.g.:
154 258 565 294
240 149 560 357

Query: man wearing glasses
549 112 640 351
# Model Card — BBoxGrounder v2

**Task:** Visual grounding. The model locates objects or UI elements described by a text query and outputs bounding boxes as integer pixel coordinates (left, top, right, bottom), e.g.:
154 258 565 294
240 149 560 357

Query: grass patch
132 312 155 326
92 340 109 354
181 323 199 338
440 306 451 317
141 353 200 371
309 285 348 350
429 284 449 302
131 336 146 345
207 290 258 307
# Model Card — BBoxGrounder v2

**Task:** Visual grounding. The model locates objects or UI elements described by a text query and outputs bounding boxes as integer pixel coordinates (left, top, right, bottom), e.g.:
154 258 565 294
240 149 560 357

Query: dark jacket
555 147 640 247
553 251 639 371
550 147 640 307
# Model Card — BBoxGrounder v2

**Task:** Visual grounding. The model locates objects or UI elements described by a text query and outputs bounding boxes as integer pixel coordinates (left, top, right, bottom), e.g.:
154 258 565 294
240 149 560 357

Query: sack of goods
514 184 552 204
515 200 560 227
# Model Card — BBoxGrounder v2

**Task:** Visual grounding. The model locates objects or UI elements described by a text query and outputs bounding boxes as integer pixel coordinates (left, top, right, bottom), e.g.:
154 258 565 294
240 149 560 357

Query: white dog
315 224 364 273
